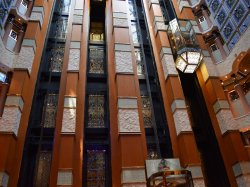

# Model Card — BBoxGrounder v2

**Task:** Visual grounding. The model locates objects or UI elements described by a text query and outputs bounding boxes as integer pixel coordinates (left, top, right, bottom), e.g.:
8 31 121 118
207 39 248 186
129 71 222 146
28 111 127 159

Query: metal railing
147 170 194 187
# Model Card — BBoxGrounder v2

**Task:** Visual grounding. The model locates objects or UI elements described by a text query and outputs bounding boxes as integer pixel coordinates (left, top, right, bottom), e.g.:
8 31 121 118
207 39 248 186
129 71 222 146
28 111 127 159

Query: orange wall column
178 1 250 186
49 0 85 186
0 0 55 186
143 0 205 185
0 70 28 187
110 1 148 186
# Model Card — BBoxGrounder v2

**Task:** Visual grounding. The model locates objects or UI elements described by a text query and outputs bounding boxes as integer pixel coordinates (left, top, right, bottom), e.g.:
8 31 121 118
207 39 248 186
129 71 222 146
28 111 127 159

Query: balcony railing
147 170 194 187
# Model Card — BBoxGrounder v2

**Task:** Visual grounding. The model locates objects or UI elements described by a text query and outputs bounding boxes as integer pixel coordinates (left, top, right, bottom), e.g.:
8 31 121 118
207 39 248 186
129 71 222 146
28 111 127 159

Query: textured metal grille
89 48 104 74
135 50 145 75
34 151 52 187
141 96 152 128
50 18 68 39
49 47 65 72
87 149 106 187
87 95 105 128
43 94 58 128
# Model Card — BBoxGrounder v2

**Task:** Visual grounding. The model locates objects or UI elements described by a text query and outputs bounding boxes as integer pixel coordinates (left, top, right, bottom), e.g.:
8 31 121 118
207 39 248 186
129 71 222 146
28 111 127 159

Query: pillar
234 84 250 115
111 1 148 186
143 0 205 186
214 36 227 60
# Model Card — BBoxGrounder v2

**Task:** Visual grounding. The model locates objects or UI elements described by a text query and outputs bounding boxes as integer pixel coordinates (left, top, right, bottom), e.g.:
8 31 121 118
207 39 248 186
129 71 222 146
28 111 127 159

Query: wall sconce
168 19 203 73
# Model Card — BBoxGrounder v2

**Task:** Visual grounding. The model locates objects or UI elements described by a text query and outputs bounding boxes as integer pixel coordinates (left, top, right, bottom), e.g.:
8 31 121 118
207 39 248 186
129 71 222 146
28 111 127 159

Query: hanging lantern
168 19 203 73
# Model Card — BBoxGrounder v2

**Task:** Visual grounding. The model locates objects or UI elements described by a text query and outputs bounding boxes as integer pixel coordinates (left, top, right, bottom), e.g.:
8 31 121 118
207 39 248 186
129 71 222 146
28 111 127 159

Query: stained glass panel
87 149 106 187
87 95 105 128
34 151 52 187
43 94 58 128
89 47 104 74
141 96 152 128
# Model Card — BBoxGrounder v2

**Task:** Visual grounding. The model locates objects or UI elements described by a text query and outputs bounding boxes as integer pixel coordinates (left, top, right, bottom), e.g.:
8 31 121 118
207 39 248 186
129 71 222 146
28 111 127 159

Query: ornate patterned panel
224 0 236 12
141 96 152 128
89 47 104 74
216 8 227 28
34 152 52 187
221 19 235 42
0 2 7 28
87 95 105 128
49 46 65 72
87 149 106 187
232 2 247 24
43 94 58 128
210 0 221 15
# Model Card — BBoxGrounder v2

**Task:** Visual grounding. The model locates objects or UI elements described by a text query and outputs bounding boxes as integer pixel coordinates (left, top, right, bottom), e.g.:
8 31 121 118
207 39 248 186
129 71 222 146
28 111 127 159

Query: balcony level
10 0 34 20
188 0 204 9
193 6 217 35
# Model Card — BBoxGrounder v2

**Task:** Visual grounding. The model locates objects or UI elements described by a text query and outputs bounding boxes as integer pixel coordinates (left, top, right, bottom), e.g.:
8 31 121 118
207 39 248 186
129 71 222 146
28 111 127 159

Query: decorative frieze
68 49 80 71
61 108 76 133
0 107 21 136
233 162 250 187
235 113 250 129
118 109 140 133
160 47 178 79
62 97 76 133
161 54 178 79
13 46 35 73
115 51 133 73
57 170 73 185
5 95 24 111
236 174 250 187
121 168 146 184
0 172 9 187
173 109 192 135
216 109 238 134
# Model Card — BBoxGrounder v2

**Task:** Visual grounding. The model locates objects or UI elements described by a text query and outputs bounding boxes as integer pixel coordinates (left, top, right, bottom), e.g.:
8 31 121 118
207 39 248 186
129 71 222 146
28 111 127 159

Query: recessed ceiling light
244 69 247 72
